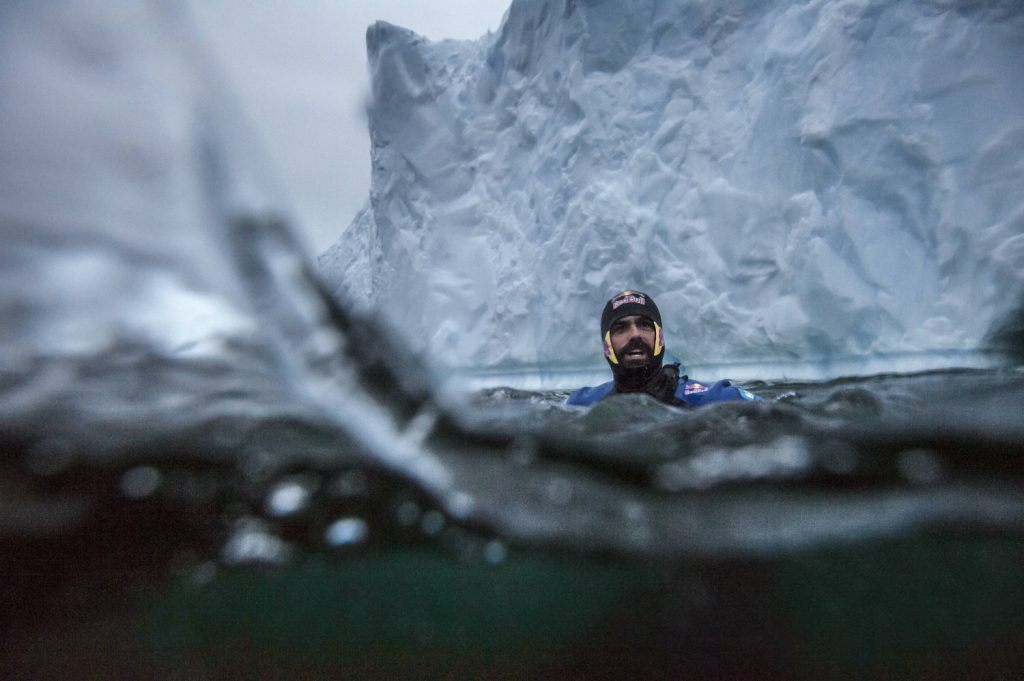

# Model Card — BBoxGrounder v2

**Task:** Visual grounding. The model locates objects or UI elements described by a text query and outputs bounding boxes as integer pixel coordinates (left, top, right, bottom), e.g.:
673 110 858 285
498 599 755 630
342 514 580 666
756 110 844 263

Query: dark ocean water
3 218 1024 679
3 361 1024 680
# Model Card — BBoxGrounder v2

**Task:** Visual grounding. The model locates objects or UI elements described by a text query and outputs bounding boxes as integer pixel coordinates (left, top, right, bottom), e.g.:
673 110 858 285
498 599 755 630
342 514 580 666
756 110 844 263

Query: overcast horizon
187 1 511 254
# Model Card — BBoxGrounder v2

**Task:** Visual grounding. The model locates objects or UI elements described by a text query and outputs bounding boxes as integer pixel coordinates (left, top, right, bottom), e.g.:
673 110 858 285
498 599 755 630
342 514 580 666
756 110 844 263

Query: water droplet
265 479 311 517
483 539 507 564
325 517 369 547
447 490 475 518
395 499 421 526
421 510 445 536
222 518 291 566
120 466 161 498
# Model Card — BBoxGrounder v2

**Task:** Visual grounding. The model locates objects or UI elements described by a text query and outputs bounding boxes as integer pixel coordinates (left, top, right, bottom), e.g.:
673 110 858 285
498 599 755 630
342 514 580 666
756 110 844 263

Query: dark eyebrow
611 316 654 331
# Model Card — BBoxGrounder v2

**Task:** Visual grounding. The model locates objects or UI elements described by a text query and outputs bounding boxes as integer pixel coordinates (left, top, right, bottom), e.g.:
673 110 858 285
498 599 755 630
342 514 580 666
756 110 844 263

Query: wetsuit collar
614 363 684 405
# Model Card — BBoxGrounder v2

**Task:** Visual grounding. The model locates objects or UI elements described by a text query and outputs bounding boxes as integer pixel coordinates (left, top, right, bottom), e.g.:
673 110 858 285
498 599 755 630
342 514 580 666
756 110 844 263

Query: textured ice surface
320 0 1024 378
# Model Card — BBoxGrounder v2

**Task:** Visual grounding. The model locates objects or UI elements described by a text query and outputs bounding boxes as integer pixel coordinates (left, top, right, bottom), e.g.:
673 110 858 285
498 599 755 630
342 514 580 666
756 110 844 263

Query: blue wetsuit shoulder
566 381 615 406
567 378 761 407
675 378 762 407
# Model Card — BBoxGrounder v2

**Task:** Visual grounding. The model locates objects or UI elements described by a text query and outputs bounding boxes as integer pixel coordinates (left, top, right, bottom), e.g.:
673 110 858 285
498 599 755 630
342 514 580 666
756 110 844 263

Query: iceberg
320 0 1024 380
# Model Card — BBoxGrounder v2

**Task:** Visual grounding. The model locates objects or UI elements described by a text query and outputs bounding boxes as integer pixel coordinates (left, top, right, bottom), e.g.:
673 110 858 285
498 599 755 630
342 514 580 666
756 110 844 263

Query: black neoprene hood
600 290 662 337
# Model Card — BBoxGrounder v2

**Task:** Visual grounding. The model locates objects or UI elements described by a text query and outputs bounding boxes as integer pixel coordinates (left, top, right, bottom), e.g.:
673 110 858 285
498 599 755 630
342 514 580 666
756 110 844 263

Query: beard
618 337 653 367
611 337 662 391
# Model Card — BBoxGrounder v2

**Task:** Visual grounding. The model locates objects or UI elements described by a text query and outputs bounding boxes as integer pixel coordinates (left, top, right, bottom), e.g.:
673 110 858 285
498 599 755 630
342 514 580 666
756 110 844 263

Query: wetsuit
566 363 761 407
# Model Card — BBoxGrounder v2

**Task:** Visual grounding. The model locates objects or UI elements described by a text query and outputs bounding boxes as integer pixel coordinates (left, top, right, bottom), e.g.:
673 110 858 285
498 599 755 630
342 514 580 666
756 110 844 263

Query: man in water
566 290 761 407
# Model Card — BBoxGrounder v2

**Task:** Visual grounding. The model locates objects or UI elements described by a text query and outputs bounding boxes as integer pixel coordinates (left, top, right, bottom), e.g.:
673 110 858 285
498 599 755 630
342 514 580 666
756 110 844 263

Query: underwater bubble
265 479 312 517
483 539 507 565
24 437 74 476
447 490 475 518
421 510 445 536
222 518 292 566
120 466 162 498
325 517 369 547
897 448 944 485
395 499 421 527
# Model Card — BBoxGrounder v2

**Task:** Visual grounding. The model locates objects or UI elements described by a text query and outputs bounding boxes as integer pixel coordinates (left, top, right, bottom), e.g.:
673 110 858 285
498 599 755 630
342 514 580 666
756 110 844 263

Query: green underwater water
135 535 1024 680
6 515 1024 679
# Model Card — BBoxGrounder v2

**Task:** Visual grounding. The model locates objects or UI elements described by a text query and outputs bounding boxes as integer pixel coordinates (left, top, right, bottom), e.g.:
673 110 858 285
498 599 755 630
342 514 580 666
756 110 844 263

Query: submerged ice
320 0 1024 375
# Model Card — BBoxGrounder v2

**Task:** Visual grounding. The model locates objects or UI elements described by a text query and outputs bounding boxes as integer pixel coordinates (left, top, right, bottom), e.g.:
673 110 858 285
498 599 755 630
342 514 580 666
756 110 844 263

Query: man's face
609 314 656 368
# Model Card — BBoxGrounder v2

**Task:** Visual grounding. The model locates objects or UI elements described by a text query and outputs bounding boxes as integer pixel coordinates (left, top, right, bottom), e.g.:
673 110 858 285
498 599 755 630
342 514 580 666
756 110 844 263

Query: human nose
618 320 644 340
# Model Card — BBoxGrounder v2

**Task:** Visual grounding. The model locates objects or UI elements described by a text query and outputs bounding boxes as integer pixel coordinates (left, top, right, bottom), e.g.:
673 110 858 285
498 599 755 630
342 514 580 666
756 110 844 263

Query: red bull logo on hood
611 292 646 310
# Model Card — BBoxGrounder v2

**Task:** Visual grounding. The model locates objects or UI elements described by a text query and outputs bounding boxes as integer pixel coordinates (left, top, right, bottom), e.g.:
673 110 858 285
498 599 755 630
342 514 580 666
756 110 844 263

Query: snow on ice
319 0 1024 380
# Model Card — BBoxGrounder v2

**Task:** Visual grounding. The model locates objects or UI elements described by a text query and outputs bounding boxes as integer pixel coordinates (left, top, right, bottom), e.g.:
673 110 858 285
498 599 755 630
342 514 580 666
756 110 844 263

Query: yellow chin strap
604 322 664 364
603 330 618 365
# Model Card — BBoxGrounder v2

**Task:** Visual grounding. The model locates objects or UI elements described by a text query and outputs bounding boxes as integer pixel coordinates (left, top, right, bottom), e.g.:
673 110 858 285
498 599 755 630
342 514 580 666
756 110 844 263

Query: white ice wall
320 0 1024 373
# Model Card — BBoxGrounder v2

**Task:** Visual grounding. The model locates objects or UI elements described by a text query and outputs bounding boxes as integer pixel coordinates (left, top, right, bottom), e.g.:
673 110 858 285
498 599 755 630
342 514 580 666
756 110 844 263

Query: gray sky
187 1 511 254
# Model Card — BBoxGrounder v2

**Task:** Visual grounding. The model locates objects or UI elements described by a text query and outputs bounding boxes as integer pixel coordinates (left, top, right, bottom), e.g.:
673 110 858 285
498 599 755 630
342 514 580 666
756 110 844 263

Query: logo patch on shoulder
683 382 708 395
